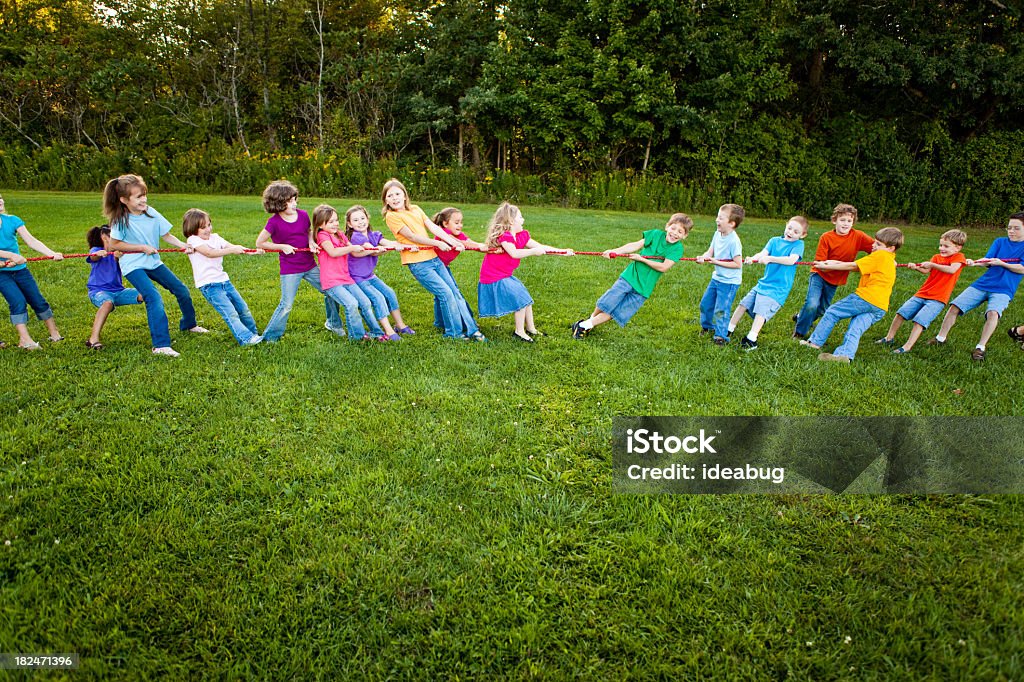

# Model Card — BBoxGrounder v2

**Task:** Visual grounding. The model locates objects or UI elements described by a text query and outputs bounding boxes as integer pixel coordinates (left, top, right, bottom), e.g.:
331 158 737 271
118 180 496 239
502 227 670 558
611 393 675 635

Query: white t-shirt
186 234 232 287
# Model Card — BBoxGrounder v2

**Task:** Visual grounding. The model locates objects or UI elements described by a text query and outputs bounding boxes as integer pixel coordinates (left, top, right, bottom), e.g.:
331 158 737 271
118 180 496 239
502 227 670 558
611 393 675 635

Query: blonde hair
941 229 967 247
875 227 904 250
182 208 211 238
484 202 520 250
102 174 149 227
790 215 809 235
345 205 370 239
380 178 410 216
666 213 694 236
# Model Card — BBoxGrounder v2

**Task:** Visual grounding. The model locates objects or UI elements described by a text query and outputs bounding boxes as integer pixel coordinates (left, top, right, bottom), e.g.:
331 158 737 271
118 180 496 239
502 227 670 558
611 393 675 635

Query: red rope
11 247 1021 268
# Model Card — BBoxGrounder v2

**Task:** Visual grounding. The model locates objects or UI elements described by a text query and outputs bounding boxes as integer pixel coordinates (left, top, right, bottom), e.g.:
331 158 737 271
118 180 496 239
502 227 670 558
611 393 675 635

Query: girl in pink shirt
431 206 483 332
477 202 573 342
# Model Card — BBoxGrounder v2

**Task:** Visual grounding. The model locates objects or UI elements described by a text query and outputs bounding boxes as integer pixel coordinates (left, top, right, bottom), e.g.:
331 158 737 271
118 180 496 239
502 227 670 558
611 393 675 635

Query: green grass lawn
1 190 1021 678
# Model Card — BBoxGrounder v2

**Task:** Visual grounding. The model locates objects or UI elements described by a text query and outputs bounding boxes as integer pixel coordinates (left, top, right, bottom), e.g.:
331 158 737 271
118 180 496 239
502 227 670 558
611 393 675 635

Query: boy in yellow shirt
799 227 904 363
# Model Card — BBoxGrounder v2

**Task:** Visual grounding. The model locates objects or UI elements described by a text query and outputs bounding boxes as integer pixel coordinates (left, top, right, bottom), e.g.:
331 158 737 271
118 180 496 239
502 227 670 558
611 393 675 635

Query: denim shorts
738 289 782 321
950 286 1012 317
895 296 946 328
89 288 142 308
596 277 648 327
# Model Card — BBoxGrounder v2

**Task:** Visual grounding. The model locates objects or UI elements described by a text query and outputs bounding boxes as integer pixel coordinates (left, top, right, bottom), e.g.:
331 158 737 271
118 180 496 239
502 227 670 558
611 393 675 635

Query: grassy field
1 190 1021 679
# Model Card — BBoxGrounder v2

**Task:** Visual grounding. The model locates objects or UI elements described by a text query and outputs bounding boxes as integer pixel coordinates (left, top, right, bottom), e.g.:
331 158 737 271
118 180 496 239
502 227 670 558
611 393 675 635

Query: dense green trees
1 0 1021 223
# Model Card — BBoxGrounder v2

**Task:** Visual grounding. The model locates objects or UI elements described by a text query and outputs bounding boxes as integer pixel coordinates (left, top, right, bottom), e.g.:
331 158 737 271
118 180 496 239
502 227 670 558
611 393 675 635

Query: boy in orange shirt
800 227 904 363
876 229 967 354
792 203 874 338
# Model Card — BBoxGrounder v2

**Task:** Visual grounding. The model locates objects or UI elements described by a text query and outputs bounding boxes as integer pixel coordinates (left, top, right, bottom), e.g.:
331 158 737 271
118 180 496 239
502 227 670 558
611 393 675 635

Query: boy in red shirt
876 229 967 354
792 203 874 338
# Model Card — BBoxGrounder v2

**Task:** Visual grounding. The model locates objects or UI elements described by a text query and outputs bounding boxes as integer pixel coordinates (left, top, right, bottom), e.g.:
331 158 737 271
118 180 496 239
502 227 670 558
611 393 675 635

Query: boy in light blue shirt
728 216 808 350
697 203 744 344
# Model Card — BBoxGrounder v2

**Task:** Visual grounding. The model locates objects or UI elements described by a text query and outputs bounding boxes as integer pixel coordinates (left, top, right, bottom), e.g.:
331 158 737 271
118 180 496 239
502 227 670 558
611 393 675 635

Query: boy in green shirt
572 213 692 339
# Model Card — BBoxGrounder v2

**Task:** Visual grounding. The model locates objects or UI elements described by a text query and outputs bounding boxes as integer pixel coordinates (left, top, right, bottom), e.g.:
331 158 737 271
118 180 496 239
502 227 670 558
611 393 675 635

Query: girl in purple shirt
346 205 416 336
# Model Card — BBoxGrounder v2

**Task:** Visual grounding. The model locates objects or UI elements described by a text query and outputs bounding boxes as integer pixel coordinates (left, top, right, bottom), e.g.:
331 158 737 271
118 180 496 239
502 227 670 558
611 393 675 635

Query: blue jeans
432 264 475 332
356 276 399 319
699 279 739 339
794 272 839 337
0 268 53 325
325 283 384 339
262 267 343 342
808 293 885 360
408 258 477 338
124 264 197 348
199 280 260 345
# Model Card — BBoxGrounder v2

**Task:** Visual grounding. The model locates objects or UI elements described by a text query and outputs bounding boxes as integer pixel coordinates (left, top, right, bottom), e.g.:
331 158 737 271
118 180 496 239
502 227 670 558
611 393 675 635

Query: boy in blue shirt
927 212 1024 361
727 216 807 350
697 203 744 344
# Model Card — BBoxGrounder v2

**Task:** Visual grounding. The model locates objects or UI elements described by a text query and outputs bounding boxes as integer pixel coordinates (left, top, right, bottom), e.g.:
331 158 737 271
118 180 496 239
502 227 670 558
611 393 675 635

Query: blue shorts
950 286 1012 318
89 288 142 308
738 289 782 321
596 277 648 327
895 296 946 328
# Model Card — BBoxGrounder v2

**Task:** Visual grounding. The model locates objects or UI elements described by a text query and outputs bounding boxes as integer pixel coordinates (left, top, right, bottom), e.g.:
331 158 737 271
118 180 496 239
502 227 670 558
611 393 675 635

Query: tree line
1 0 1022 224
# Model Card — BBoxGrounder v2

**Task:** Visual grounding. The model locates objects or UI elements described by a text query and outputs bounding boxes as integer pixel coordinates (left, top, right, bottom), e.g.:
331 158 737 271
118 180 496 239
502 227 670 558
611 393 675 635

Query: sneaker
152 346 180 357
818 352 851 364
698 328 713 337
468 331 487 342
571 319 590 340
799 339 820 349
1007 326 1024 343
188 326 210 334
791 331 806 340
925 337 945 346
386 334 401 341
244 335 263 346
713 336 728 346
971 347 986 361
892 347 908 355
325 321 347 336
875 337 894 345
740 336 758 351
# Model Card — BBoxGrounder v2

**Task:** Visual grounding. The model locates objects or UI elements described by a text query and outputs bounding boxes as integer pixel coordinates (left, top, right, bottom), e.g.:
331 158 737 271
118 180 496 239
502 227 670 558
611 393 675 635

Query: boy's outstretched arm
602 239 645 258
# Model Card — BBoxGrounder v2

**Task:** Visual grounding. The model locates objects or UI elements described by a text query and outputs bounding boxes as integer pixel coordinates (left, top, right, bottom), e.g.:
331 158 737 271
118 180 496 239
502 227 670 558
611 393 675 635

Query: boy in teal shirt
572 213 691 339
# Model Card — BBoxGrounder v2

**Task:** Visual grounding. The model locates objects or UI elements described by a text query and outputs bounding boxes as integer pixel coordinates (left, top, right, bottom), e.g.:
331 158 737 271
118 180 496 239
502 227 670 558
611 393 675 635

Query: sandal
397 326 416 335
1007 326 1024 343
49 335 65 342
19 341 41 351
512 331 535 343
525 328 547 337
85 341 104 350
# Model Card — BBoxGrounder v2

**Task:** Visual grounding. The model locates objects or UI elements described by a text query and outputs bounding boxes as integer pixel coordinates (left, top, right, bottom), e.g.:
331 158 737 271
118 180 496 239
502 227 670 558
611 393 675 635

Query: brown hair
86 225 111 249
875 227 904 250
311 204 339 233
432 207 463 233
940 229 967 247
262 180 299 214
181 208 211 238
380 178 410 216
790 216 809 235
344 205 371 239
720 203 745 229
102 174 149 228
666 213 694 236
831 203 858 222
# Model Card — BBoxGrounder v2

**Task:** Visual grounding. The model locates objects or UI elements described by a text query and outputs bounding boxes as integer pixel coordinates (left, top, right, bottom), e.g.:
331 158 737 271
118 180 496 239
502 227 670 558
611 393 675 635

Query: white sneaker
244 335 264 346
189 326 210 333
152 346 180 357
324 321 346 337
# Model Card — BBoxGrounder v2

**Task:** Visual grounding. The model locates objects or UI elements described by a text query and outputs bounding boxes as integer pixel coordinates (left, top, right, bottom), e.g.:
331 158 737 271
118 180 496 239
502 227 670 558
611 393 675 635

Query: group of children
2 182 1023 362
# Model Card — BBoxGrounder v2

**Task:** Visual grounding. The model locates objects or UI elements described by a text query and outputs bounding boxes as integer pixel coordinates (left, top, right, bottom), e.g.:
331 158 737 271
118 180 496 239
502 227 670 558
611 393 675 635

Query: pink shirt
317 230 355 289
480 230 530 284
438 229 468 267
